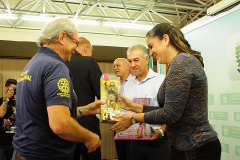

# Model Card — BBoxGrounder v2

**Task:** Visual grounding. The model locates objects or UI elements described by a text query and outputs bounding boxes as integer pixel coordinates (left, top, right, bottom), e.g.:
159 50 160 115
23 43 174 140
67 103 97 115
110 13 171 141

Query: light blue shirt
123 68 165 129
124 68 165 106
120 74 133 95
119 74 132 113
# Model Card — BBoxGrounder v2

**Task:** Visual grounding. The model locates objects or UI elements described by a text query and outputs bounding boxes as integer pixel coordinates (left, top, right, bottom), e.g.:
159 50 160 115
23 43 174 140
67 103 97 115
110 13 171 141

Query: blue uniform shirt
13 47 77 160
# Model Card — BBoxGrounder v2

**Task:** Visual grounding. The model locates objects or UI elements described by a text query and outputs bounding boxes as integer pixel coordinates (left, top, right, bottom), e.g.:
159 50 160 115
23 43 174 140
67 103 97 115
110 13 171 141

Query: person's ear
84 45 88 55
146 55 149 64
58 32 65 45
163 34 170 46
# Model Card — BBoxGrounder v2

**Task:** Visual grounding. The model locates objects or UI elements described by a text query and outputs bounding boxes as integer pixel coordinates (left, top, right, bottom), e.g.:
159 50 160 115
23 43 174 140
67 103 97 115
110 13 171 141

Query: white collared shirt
123 68 165 106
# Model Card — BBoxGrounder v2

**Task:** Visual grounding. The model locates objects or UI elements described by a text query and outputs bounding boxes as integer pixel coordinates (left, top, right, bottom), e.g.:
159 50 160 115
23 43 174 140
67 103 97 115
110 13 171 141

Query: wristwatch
131 112 136 124
158 128 164 137
78 107 84 116
3 97 9 102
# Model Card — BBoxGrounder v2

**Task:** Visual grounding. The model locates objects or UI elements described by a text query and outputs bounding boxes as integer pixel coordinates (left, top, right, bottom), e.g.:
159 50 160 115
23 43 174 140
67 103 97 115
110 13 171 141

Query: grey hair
36 18 76 47
126 44 149 58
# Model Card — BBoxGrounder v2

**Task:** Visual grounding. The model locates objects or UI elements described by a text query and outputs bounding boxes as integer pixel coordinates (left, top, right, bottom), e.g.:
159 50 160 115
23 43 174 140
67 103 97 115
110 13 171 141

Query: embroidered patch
57 78 70 97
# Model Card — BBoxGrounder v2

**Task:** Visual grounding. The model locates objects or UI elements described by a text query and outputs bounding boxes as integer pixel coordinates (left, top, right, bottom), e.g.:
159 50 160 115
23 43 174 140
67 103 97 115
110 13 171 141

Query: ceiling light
103 22 153 30
21 15 53 22
40 12 48 17
0 14 18 20
207 0 239 15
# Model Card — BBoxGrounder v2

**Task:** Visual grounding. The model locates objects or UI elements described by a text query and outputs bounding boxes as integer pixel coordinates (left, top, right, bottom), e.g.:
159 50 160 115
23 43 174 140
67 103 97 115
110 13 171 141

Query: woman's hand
118 94 144 113
161 124 167 133
110 112 133 132
150 124 167 140
150 126 162 140
118 94 134 111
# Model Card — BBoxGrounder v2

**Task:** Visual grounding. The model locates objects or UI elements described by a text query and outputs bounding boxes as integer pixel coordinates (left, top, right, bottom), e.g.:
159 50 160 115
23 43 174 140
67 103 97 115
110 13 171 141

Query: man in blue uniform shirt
12 18 103 160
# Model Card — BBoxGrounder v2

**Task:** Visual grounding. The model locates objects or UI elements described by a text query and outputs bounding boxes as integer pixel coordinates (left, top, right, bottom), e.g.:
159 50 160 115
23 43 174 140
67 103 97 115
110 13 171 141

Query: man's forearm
76 106 89 118
0 102 8 117
54 116 98 143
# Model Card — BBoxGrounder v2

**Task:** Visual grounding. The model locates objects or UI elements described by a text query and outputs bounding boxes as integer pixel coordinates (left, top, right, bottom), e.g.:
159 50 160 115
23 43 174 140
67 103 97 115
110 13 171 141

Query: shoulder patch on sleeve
57 78 70 98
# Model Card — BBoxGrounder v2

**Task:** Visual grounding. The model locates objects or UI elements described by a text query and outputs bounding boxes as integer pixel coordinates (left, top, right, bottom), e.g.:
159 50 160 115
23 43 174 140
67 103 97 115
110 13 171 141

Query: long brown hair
146 23 204 67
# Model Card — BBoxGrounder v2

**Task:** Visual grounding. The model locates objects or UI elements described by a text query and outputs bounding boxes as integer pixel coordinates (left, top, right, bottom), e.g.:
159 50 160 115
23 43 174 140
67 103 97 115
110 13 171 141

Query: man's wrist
158 128 164 137
3 97 9 102
78 107 85 116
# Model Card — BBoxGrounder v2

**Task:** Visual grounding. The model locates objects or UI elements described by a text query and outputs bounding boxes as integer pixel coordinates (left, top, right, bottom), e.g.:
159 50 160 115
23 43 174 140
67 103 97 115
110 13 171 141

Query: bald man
113 58 132 160
67 37 102 160
76 37 93 56
113 58 132 95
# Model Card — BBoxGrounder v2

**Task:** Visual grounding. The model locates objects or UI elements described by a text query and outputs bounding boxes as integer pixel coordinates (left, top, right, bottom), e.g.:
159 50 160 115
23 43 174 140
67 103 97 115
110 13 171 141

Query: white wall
183 4 240 160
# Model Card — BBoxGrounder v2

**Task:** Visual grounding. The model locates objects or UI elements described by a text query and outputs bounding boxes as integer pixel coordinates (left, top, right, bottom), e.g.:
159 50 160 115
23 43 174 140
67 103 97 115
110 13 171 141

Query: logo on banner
235 41 240 73
227 33 240 81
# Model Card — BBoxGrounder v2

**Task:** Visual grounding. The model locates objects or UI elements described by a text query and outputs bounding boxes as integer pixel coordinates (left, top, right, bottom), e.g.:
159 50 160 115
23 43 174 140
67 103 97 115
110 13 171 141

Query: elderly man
12 18 103 160
117 44 171 160
67 37 102 160
113 58 132 95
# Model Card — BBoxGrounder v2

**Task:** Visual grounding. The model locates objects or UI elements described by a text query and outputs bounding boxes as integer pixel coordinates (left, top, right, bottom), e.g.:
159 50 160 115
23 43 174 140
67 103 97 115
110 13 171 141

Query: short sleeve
43 63 72 108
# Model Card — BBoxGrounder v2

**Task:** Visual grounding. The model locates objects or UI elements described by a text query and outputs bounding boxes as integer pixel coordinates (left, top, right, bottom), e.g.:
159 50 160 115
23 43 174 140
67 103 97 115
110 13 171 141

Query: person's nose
130 62 136 68
149 50 153 56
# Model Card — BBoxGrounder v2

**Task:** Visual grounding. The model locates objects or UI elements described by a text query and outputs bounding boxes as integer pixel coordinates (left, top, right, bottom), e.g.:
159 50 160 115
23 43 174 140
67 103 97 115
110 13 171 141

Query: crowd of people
0 17 221 160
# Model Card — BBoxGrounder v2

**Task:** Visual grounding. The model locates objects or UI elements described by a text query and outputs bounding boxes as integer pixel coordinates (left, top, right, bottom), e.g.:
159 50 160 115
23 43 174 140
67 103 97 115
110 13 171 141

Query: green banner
148 56 153 69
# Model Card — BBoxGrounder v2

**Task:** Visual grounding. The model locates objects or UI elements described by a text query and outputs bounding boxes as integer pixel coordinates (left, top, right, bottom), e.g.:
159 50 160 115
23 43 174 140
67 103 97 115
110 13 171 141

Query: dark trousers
74 143 101 160
114 139 131 160
74 116 101 160
130 140 171 160
170 138 221 160
0 144 14 160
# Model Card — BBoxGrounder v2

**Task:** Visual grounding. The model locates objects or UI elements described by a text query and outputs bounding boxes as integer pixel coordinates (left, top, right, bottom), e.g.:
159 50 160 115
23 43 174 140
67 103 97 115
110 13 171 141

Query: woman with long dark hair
111 23 221 160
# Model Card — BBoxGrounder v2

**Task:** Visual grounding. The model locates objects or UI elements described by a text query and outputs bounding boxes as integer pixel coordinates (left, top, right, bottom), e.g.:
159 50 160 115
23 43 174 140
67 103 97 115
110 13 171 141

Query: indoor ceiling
0 0 221 62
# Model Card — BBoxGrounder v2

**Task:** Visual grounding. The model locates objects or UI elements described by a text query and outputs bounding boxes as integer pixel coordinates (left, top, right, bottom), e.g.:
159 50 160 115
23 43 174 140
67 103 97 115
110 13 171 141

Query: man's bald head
114 58 128 65
113 58 130 79
75 37 93 56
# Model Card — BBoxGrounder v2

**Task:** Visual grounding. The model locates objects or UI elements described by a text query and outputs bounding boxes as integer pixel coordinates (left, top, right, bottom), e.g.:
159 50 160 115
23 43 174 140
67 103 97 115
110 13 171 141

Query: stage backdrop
183 6 240 160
